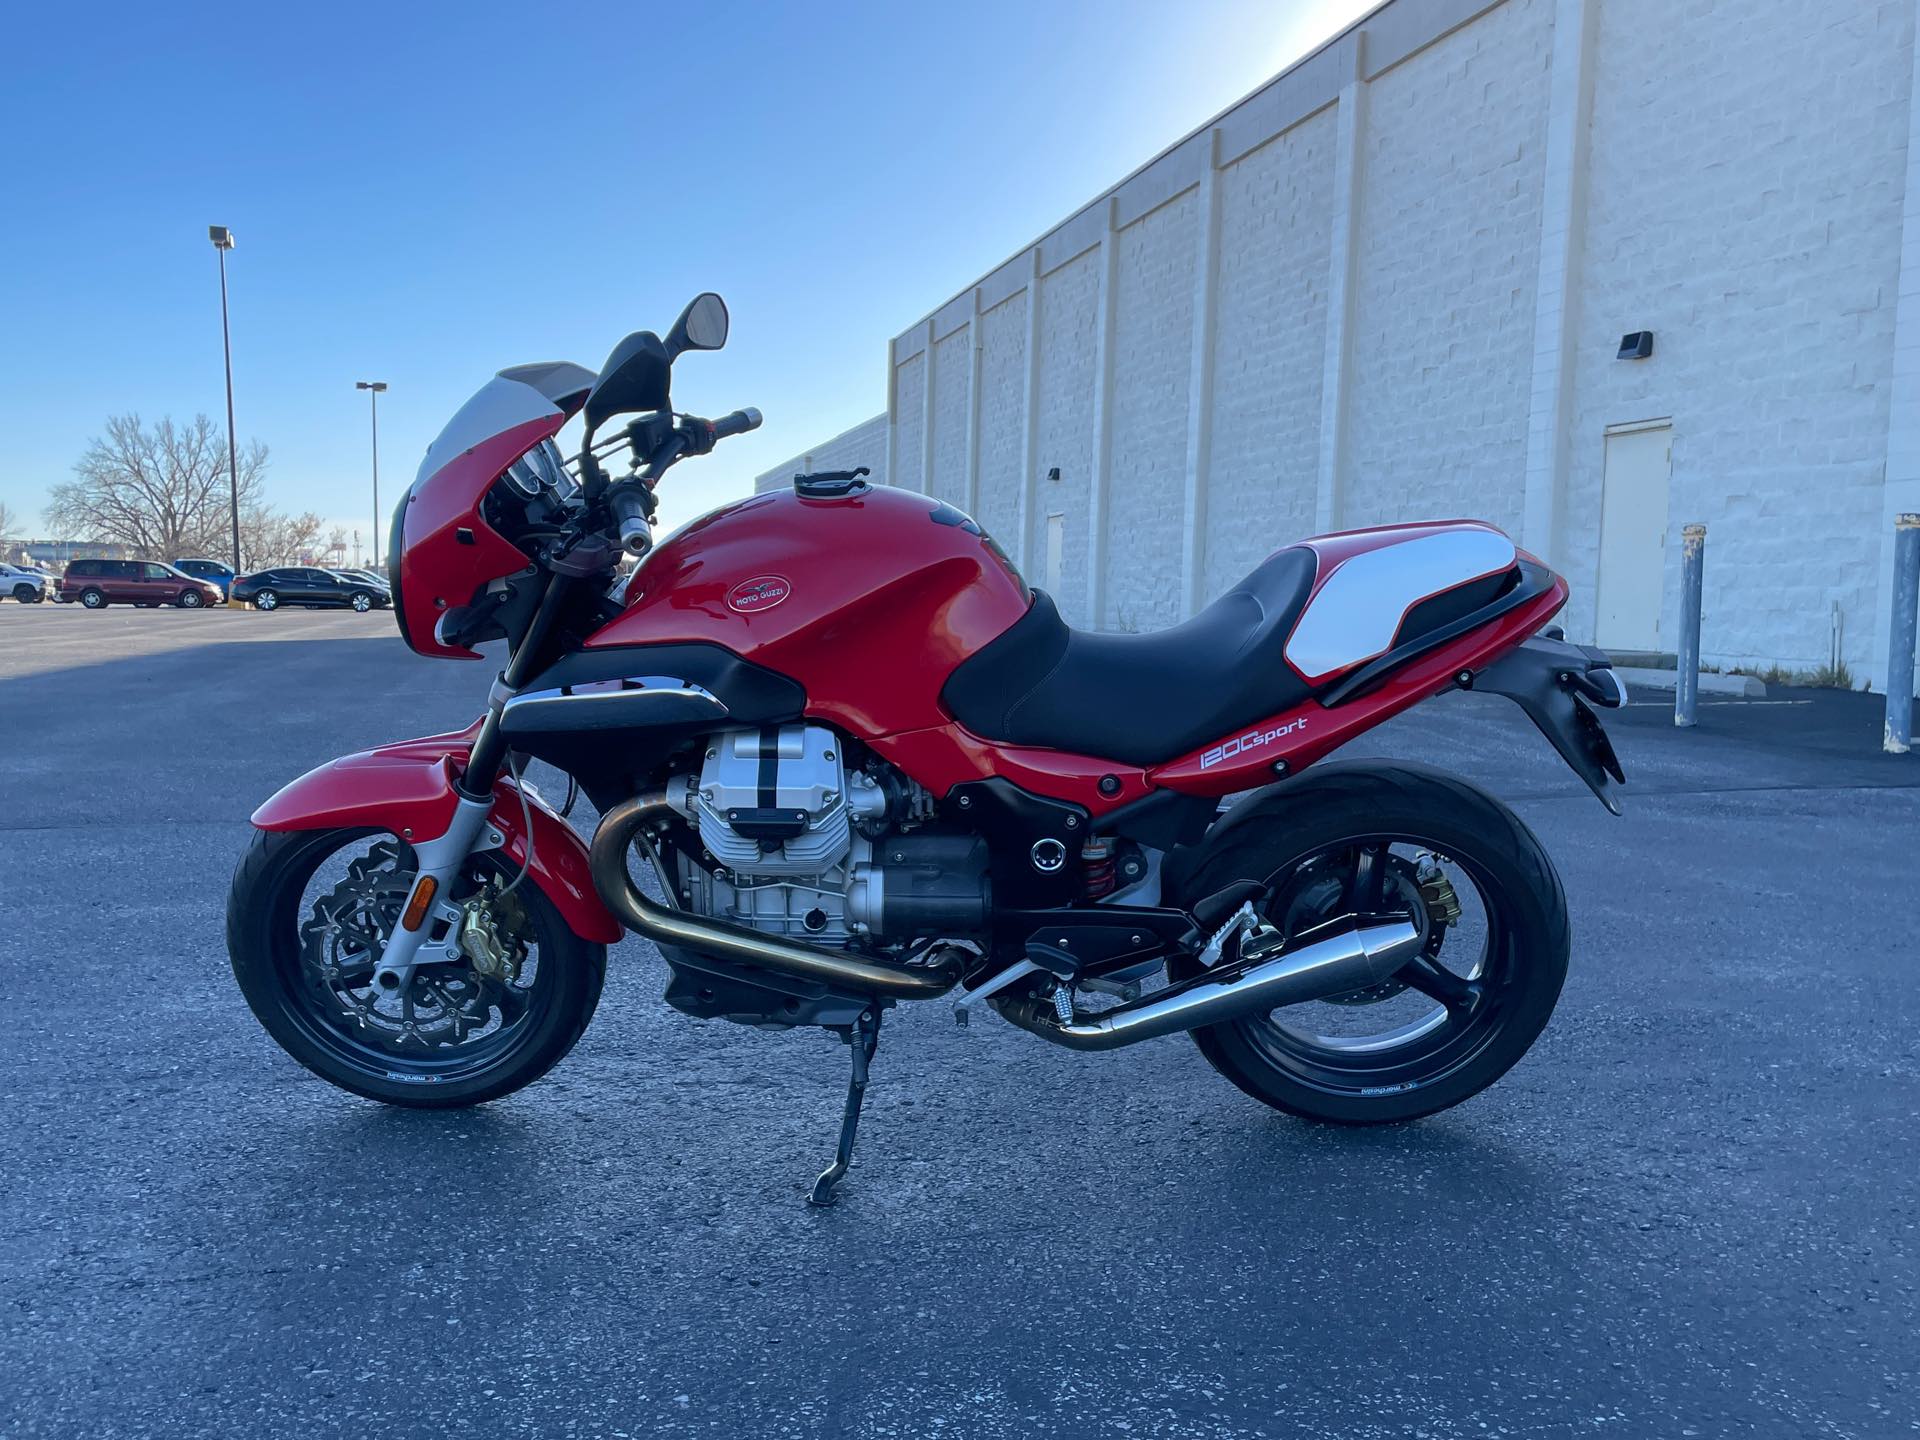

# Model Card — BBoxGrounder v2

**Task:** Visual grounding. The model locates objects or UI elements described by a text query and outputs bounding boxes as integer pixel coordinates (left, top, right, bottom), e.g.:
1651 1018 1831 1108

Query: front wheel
79 588 106 609
349 591 373 613
177 590 204 609
227 827 606 1107
1171 763 1569 1125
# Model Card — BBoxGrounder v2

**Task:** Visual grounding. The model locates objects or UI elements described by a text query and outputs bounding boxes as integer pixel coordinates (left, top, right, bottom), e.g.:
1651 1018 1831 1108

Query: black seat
941 546 1319 767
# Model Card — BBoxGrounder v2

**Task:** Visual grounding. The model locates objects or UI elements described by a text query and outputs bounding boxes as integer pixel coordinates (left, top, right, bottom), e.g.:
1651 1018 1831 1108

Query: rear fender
1472 635 1627 814
251 725 623 944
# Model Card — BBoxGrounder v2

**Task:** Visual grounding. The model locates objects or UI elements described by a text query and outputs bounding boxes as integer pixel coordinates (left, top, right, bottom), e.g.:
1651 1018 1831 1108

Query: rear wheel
227 827 606 1107
1171 764 1568 1124
255 589 279 611
79 588 106 609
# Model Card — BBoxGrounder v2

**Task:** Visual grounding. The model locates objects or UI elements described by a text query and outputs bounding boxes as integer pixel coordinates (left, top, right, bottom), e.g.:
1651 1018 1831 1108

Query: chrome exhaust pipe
590 792 962 1000
996 916 1425 1052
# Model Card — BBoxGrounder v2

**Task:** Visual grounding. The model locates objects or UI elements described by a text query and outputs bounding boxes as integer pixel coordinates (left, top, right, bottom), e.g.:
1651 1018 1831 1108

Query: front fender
251 725 624 944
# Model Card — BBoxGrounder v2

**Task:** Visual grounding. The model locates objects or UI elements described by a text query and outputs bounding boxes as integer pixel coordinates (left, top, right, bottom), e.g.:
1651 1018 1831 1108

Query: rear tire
255 589 279 611
227 827 606 1108
1172 763 1568 1125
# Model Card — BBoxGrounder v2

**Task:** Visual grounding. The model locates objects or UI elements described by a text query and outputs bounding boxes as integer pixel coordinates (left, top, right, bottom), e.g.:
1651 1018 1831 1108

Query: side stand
808 1005 882 1208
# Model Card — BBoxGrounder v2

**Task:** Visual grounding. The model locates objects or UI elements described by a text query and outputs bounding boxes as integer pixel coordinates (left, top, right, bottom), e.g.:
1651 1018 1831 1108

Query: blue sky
0 0 1373 547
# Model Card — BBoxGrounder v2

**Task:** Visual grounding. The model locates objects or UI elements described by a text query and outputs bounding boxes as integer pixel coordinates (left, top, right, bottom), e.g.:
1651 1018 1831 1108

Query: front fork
369 794 507 994
370 571 579 992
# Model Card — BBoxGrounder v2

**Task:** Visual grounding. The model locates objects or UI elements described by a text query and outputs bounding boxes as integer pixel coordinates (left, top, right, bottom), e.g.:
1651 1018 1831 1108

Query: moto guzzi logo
726 575 791 614
1199 716 1309 770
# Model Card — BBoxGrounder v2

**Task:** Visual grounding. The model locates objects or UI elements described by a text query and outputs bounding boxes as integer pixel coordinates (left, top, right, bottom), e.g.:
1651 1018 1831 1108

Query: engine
667 725 989 946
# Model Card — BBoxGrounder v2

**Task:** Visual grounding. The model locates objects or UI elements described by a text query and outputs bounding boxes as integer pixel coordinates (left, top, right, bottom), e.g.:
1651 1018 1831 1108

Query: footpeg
808 1006 882 1207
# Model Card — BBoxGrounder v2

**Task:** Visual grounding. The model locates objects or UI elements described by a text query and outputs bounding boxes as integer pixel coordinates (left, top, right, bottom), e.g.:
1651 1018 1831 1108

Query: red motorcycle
228 294 1625 1204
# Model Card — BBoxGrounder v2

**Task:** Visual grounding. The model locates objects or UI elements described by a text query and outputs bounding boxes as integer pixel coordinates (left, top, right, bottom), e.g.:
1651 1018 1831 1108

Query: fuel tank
585 482 1030 737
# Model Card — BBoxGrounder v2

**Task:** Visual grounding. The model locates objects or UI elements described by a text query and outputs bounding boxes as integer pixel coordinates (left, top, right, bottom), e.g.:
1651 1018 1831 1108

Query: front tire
79 588 106 609
349 591 373 613
177 590 204 609
1172 763 1569 1125
227 827 606 1107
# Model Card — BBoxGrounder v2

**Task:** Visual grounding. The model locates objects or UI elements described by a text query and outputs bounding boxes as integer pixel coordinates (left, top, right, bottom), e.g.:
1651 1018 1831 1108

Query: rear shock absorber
1080 836 1117 898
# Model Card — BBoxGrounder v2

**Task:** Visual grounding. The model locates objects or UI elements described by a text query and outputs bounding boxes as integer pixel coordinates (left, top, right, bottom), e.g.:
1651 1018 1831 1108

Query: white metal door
1044 512 1064 594
1596 423 1671 651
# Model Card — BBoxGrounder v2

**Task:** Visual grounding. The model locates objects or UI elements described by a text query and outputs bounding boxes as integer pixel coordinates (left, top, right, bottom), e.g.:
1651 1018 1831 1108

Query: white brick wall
891 353 925 493
1106 190 1199 630
1561 0 1914 676
975 292 1029 547
1342 0 1553 538
754 413 888 494
1033 248 1102 625
783 0 1917 689
1204 111 1335 600
929 327 973 505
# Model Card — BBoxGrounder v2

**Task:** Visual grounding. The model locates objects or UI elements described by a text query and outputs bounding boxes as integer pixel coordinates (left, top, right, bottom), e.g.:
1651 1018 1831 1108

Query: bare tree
47 414 269 559
0 500 18 555
239 505 326 570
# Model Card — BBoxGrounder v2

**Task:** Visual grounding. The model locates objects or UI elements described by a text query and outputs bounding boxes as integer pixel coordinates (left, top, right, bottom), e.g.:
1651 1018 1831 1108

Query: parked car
334 568 392 594
0 562 53 603
230 567 390 613
171 556 237 599
57 558 224 609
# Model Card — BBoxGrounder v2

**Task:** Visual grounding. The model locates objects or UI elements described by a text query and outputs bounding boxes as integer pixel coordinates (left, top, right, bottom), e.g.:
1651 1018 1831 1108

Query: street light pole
209 226 240 572
356 381 388 568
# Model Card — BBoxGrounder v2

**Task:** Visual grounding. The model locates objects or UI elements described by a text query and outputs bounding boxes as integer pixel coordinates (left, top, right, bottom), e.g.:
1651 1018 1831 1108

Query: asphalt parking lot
2 602 1915 1439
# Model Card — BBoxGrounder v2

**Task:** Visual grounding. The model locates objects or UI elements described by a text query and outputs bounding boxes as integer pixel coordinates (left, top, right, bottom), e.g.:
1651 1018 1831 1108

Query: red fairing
588 484 1031 737
1149 571 1570 797
396 413 564 659
251 725 623 944
867 725 1154 818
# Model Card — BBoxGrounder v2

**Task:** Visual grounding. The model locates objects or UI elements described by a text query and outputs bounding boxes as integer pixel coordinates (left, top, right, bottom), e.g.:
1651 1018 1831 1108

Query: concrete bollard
1887 513 1919 755
1675 523 1706 729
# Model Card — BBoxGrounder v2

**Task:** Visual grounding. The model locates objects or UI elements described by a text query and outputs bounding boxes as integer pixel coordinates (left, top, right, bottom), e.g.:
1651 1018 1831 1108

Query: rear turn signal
401 876 438 932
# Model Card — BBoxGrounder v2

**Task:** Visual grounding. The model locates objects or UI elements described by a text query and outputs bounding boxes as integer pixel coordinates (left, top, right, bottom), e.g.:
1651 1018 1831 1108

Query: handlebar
606 407 762 557
610 487 654 556
712 407 763 440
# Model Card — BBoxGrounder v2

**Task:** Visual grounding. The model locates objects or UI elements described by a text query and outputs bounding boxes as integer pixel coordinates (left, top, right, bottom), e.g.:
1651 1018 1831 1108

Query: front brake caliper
457 884 529 983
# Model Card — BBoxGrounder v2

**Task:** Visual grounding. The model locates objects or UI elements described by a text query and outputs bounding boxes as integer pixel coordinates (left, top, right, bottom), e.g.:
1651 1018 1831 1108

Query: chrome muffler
995 916 1425 1052
589 792 962 1000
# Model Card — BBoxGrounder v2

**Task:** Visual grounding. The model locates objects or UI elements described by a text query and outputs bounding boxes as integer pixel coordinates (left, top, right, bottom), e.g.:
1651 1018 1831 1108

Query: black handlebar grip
712 407 763 439
609 487 653 557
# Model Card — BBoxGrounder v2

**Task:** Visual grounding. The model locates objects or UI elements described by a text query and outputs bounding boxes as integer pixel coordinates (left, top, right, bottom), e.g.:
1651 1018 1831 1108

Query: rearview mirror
583 330 672 430
665 292 729 358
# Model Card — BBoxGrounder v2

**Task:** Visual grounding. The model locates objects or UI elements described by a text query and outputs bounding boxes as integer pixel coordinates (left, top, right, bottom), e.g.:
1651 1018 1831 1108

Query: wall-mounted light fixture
1047 467 1061 482
1617 330 1654 360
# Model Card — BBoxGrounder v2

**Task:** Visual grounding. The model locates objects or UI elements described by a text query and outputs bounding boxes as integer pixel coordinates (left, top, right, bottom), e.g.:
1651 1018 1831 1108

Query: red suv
58 559 225 610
